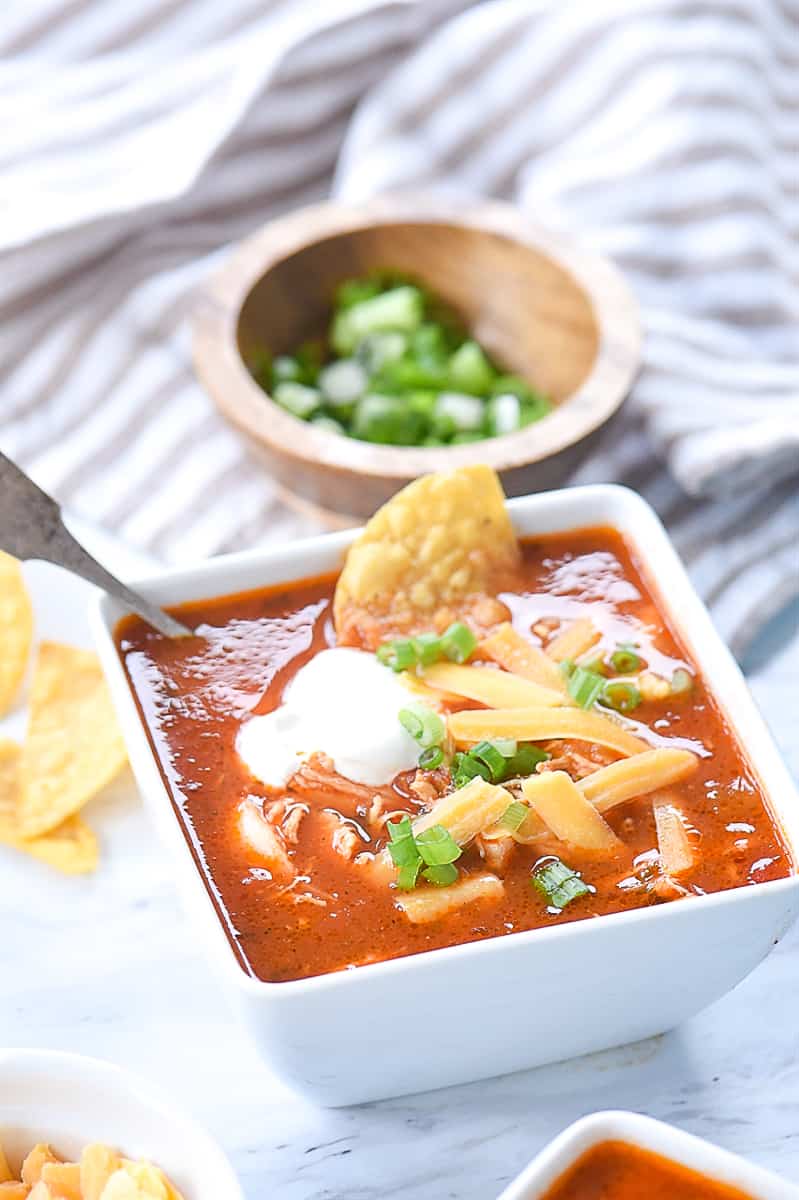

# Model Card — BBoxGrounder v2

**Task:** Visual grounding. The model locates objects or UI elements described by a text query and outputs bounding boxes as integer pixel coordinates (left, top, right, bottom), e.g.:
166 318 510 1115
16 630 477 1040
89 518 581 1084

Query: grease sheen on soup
116 527 789 983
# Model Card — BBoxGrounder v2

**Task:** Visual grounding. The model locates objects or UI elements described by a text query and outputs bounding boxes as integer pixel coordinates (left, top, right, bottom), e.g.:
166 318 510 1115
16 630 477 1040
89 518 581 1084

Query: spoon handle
0 450 191 639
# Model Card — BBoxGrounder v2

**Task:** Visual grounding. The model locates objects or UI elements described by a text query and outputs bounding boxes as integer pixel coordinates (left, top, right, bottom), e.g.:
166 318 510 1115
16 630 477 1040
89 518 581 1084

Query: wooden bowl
192 196 640 522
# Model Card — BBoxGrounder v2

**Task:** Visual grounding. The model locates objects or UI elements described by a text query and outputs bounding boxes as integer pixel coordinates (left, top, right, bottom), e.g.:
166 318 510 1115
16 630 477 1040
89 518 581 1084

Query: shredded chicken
408 767 451 807
532 617 559 640
476 833 515 872
281 804 306 844
652 875 692 901
538 740 616 780
332 825 360 861
291 753 395 806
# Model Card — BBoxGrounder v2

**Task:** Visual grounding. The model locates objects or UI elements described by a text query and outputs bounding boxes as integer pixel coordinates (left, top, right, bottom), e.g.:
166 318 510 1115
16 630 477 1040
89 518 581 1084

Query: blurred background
0 0 796 663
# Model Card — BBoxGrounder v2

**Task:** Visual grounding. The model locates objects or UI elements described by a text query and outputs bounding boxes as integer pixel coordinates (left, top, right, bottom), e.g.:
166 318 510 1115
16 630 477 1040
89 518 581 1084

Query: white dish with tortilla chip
91 481 799 1107
0 1048 243 1198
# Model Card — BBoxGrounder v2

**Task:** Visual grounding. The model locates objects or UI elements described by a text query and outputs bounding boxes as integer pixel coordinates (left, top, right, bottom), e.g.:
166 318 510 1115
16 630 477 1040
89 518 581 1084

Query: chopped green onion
399 703 446 749
331 285 424 355
351 394 425 446
434 391 485 432
318 359 368 408
493 737 518 758
505 744 550 778
452 751 492 789
412 632 442 666
500 801 529 832
470 740 508 784
355 330 408 373
532 858 591 909
559 658 575 679
611 643 643 674
377 638 417 672
567 665 606 709
488 392 522 437
415 824 462 867
397 859 423 890
441 621 477 664
601 680 642 714
310 414 347 435
272 354 302 383
422 862 459 887
671 668 694 695
272 382 321 419
448 341 496 396
418 745 444 770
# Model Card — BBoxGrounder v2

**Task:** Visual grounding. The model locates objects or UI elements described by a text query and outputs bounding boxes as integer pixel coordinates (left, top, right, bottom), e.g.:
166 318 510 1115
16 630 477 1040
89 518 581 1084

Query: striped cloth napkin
0 0 795 660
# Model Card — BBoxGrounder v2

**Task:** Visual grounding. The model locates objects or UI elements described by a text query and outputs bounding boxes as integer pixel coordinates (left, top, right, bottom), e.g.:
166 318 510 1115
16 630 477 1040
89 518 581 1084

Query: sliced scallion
441 621 477 664
567 665 606 709
397 859 423 890
671 668 694 695
272 381 321 419
377 638 416 672
493 737 518 758
611 643 643 674
500 801 529 832
601 680 642 714
470 739 508 784
418 745 444 770
415 824 462 867
398 703 445 749
505 744 550 778
412 631 442 666
422 862 459 887
532 858 591 909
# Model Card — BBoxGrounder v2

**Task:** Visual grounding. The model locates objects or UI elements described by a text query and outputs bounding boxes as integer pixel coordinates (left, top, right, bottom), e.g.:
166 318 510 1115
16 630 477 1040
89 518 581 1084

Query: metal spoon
0 450 191 638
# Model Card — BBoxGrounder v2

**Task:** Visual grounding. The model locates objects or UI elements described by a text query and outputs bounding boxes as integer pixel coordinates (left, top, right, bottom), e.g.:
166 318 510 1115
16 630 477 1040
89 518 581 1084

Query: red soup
541 1140 756 1200
116 527 789 983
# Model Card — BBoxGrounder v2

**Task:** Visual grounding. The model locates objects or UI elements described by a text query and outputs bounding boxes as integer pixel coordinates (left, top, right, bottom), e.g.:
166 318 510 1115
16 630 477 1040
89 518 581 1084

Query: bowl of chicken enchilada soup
92 468 799 1106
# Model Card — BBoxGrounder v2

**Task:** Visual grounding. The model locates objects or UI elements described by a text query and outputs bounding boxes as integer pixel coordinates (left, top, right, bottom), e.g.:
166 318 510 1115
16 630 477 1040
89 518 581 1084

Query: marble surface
2 554 799 1199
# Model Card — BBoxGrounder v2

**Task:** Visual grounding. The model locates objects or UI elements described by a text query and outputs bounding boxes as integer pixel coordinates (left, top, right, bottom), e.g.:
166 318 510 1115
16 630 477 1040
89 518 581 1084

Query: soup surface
541 1139 756 1199
116 527 789 982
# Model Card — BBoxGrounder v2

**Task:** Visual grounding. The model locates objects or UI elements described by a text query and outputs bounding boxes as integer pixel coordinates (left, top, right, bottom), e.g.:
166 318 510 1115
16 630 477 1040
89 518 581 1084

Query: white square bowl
91 485 799 1107
498 1110 799 1199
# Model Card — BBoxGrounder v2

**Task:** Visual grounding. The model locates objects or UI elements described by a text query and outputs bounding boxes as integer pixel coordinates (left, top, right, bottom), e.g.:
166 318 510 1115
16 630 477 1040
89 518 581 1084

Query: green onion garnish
377 639 417 672
422 862 459 887
398 702 446 748
441 621 477 663
452 742 550 788
397 860 423 890
601 680 642 714
566 665 606 709
532 858 591 909
504 744 550 778
611 643 642 674
412 632 442 666
415 825 462 867
470 740 508 783
386 817 461 890
671 668 694 695
500 801 529 832
418 745 444 770
493 737 518 757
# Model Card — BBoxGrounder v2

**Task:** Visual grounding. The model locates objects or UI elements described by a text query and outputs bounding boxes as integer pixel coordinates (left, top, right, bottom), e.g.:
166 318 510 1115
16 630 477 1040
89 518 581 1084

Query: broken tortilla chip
18 642 127 839
0 738 99 873
334 466 518 646
0 551 33 717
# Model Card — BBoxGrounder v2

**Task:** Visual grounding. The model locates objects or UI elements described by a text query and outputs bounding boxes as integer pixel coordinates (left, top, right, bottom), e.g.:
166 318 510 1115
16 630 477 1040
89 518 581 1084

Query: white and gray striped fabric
0 0 796 657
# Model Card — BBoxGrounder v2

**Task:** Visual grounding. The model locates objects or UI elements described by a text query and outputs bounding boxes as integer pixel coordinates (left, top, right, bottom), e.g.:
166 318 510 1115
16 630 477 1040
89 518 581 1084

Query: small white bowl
92 485 799 1107
0 1049 243 1199
499 1110 799 1199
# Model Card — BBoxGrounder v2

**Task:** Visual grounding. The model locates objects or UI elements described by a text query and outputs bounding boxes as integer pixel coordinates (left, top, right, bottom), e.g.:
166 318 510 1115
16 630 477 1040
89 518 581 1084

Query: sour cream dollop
236 647 421 789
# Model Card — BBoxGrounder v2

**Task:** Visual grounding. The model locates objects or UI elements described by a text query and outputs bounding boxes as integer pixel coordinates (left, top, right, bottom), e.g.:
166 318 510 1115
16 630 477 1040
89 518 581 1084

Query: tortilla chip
0 738 99 874
334 466 518 646
0 551 33 717
18 642 126 839
0 1140 12 1183
81 1146 121 1200
41 1161 82 1200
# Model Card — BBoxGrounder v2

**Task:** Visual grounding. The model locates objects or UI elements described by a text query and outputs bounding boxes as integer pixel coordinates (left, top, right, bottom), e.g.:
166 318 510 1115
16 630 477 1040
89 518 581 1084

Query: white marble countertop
2 552 798 1199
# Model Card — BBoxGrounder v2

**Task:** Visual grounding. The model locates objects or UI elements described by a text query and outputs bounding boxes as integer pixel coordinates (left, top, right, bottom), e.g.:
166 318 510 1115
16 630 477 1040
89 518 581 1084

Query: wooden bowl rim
192 195 641 480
